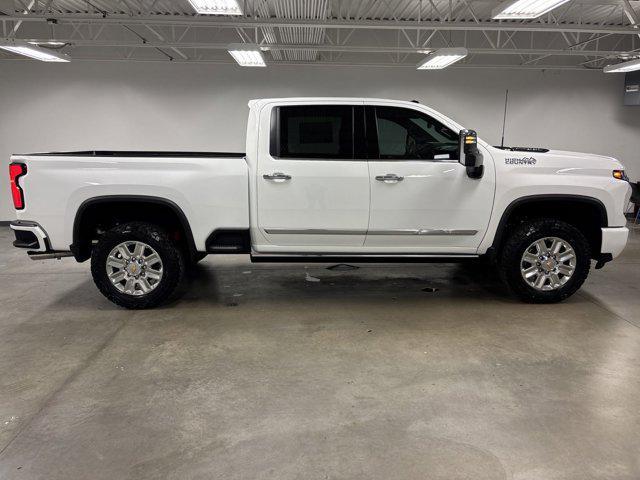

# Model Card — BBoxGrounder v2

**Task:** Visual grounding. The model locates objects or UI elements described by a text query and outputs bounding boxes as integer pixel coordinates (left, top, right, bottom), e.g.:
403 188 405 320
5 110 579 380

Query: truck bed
11 151 250 252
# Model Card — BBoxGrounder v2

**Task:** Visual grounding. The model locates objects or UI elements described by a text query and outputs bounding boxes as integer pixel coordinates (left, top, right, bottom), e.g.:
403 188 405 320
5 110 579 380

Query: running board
250 254 479 264
29 251 75 260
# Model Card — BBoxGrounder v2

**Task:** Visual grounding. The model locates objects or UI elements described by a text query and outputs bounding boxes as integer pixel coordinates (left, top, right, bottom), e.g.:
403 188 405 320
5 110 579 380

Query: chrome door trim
368 229 478 236
264 228 366 235
264 228 477 236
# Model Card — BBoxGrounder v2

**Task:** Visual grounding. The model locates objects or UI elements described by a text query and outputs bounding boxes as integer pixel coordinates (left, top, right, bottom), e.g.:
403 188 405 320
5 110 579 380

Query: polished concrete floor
0 225 639 480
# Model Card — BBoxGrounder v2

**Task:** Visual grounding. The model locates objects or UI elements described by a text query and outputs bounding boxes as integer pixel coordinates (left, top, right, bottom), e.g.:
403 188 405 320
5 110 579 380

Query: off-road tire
91 222 185 309
499 218 591 303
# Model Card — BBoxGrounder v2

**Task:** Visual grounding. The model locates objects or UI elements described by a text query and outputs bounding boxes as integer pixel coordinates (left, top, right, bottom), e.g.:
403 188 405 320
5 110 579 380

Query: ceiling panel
0 0 638 70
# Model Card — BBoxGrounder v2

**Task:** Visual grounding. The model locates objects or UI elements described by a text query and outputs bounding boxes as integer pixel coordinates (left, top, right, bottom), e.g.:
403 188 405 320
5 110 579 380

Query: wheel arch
491 194 608 258
71 195 197 262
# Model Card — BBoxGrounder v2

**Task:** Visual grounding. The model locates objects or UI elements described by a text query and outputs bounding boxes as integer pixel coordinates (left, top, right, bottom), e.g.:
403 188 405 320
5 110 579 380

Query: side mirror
459 129 484 179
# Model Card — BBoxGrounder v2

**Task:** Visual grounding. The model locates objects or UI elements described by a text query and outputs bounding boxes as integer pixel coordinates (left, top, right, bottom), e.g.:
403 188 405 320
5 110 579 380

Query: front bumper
10 221 50 253
601 226 629 259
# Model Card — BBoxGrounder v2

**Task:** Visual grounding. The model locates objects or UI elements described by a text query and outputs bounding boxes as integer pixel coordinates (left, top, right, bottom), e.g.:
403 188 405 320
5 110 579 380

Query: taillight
9 162 27 210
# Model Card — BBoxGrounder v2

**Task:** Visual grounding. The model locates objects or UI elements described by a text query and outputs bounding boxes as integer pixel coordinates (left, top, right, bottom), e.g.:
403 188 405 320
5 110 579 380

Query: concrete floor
0 226 639 480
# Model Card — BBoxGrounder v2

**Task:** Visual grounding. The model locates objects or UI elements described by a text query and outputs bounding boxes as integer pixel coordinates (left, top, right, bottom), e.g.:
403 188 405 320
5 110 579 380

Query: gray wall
1 60 638 220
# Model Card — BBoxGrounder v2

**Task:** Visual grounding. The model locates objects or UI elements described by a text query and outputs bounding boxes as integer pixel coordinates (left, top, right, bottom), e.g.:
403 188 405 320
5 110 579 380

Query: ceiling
1 0 639 70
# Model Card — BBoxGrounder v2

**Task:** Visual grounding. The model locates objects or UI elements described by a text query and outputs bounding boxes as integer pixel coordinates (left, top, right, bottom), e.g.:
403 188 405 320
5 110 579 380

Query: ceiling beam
3 13 640 36
0 54 602 70
8 38 632 58
621 0 640 40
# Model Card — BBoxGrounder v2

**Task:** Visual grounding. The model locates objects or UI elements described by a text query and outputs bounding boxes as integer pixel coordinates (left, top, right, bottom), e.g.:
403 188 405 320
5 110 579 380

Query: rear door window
272 105 354 159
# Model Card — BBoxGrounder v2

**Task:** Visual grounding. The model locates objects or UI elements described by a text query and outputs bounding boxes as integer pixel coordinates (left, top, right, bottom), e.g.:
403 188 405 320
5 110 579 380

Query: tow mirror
459 129 484 179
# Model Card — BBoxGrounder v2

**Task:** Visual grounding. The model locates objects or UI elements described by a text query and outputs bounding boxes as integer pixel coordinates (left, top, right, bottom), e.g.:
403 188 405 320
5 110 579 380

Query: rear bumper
10 221 50 252
601 226 629 259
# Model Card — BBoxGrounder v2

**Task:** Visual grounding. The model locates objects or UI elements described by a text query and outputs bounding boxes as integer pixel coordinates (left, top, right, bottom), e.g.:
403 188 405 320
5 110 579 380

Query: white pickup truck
8 98 631 309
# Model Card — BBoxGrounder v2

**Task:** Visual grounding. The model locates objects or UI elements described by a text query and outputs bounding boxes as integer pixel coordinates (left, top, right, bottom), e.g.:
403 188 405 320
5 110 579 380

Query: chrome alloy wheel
520 237 576 291
106 241 163 296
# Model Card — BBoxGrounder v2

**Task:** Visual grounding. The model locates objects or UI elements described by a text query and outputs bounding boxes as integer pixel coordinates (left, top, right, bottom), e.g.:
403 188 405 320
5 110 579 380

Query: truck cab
249 99 493 256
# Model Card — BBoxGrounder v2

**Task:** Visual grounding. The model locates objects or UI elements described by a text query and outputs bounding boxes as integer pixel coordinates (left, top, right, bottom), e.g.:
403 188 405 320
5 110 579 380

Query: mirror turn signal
612 170 628 181
459 129 483 179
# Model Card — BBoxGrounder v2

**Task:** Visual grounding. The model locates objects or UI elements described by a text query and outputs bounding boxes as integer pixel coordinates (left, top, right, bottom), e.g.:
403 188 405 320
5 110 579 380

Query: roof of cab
248 97 421 108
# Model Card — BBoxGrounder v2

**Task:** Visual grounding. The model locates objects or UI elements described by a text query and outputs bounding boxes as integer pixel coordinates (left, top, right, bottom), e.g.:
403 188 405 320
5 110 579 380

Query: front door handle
375 173 404 183
263 172 292 181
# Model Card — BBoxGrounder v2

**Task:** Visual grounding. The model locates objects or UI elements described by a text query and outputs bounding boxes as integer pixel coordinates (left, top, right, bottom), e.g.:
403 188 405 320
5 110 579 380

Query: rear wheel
91 222 185 309
499 219 591 303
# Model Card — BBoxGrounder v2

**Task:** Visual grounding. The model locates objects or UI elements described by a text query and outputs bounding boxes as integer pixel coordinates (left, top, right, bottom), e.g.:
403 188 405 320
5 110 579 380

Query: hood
544 150 624 169
546 149 616 161
493 146 624 170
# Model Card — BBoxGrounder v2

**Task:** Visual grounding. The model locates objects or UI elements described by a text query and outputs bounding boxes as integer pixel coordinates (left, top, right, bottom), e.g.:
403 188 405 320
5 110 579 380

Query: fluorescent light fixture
417 48 467 70
492 0 571 19
603 58 640 73
28 41 66 47
187 0 242 15
0 40 70 62
227 44 266 67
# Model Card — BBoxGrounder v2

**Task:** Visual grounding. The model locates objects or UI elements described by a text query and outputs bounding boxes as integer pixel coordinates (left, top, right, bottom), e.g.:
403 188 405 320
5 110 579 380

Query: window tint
374 106 459 160
276 105 354 159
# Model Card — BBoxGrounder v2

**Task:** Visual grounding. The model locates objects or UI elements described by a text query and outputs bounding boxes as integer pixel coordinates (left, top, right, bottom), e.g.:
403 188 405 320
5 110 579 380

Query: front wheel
499 219 591 303
90 222 185 309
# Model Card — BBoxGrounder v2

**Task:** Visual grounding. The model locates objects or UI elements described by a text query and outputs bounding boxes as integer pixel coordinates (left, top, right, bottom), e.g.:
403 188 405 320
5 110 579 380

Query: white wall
1 60 638 220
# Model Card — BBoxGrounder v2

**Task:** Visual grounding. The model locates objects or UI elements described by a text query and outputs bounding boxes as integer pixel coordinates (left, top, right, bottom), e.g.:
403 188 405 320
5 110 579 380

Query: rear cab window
270 105 365 159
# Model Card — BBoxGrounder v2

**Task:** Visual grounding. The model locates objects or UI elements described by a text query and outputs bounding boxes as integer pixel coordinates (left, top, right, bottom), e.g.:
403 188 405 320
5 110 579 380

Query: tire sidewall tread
90 222 185 309
499 218 591 303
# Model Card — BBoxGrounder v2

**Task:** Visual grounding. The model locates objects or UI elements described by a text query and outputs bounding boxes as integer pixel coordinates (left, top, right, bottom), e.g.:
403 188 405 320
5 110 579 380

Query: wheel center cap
541 258 557 273
126 263 140 276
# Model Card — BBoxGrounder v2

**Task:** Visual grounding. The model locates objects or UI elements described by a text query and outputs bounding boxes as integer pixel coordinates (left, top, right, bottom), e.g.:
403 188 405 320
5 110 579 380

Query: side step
29 251 75 260
205 229 251 254
250 254 479 264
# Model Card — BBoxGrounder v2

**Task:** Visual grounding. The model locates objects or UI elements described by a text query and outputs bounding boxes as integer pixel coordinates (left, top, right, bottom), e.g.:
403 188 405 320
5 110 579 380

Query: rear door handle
263 172 292 181
375 174 404 183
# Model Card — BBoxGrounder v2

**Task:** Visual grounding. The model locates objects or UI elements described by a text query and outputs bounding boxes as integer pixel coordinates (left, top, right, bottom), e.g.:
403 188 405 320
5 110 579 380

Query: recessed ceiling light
187 0 242 15
603 58 640 73
492 0 571 19
417 48 467 70
227 44 266 67
0 40 70 62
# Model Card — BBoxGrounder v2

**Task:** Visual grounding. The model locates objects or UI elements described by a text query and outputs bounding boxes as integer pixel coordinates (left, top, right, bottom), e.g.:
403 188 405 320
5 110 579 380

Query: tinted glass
374 106 459 160
277 105 354 159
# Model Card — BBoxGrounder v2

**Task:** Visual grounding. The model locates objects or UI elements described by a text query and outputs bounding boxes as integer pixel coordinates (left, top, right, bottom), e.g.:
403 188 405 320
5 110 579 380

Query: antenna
500 89 509 148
